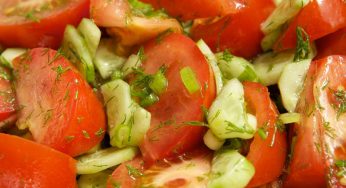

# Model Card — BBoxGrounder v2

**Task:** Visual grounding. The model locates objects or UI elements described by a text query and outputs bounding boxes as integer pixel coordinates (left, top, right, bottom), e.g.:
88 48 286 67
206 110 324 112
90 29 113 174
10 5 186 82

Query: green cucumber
208 79 255 139
76 147 138 174
204 129 225 151
278 59 311 112
253 50 296 86
62 25 95 83
77 18 101 57
0 48 26 68
261 29 282 52
101 79 151 148
216 52 259 82
94 40 126 79
78 169 113 188
196 39 223 94
261 0 310 35
208 150 255 188
121 54 142 77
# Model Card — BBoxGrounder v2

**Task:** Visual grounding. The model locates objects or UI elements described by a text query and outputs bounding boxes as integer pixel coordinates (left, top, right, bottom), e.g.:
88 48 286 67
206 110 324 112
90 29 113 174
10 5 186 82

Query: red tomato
0 0 89 49
107 157 145 188
191 0 275 58
285 56 346 187
13 48 106 157
140 0 247 20
139 33 216 164
0 133 76 188
274 0 346 52
90 0 182 46
243 82 287 187
0 66 16 121
107 147 212 188
316 27 346 59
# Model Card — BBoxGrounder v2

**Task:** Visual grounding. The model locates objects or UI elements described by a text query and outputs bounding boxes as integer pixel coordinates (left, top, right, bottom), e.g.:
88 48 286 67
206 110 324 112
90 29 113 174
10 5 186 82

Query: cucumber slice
216 53 259 82
77 18 101 58
253 50 295 86
0 48 26 68
261 29 282 52
78 169 113 188
278 59 311 112
196 39 223 94
101 79 151 148
76 147 138 174
121 54 142 77
208 79 255 139
208 150 255 188
62 25 95 83
204 129 225 151
261 0 310 34
94 40 126 79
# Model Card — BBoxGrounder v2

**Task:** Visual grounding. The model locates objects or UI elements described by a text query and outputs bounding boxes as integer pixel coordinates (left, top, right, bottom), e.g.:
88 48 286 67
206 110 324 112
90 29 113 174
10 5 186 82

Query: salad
0 0 346 187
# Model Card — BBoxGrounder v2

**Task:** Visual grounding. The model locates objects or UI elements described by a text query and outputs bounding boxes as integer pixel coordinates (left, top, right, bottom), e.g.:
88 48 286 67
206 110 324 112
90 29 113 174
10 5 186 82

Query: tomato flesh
13 48 106 157
107 147 212 188
274 0 346 52
0 0 89 49
243 82 287 187
0 133 76 188
285 56 346 187
140 0 247 21
191 0 275 58
139 33 215 164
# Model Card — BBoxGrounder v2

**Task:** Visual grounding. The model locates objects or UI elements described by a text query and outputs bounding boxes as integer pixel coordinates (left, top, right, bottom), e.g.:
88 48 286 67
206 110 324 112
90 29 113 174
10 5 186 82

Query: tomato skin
0 0 89 49
285 56 346 187
140 0 246 20
91 0 182 46
0 66 16 122
315 27 346 59
274 0 346 52
0 133 76 188
138 33 215 164
243 82 287 187
191 0 275 58
13 48 106 157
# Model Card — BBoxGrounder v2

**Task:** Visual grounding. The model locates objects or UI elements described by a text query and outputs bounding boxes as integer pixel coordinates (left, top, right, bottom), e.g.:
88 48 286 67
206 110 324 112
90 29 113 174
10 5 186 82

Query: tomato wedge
285 56 346 187
13 48 106 157
0 133 76 188
316 27 346 59
90 0 182 46
191 0 275 58
273 0 346 52
243 82 287 187
139 33 216 164
140 0 247 20
0 66 16 122
107 147 212 188
0 0 89 49
107 157 145 188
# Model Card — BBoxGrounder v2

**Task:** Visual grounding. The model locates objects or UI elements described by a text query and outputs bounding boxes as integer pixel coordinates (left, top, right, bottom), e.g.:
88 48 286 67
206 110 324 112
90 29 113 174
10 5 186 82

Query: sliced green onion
180 66 201 94
257 128 268 140
149 71 168 95
111 70 124 80
140 93 159 107
203 129 225 151
278 112 301 124
76 147 138 174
